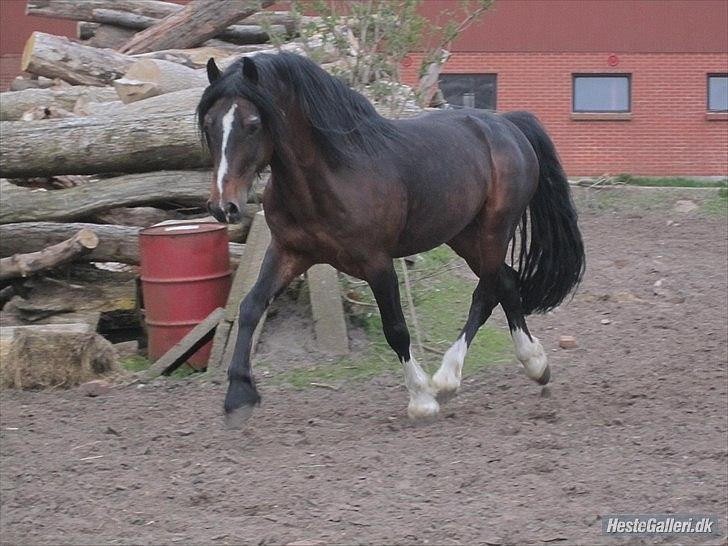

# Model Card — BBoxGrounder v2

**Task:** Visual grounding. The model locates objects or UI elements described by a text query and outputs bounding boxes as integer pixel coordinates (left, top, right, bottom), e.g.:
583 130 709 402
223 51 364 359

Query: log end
77 228 99 250
20 32 38 72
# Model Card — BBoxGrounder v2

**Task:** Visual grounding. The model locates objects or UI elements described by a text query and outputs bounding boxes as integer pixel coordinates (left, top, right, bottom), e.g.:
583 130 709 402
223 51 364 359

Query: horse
197 52 585 428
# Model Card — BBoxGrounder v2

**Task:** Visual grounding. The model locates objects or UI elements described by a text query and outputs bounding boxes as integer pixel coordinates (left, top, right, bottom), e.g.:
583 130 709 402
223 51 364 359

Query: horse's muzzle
207 200 241 224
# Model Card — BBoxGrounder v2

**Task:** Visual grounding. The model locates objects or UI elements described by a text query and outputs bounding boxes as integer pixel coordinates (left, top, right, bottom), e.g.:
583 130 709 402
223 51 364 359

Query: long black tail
503 111 585 315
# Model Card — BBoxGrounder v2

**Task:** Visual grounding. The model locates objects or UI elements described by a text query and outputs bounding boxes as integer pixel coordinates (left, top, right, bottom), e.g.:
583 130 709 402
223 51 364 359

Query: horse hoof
435 387 459 404
407 395 440 421
431 370 461 404
224 404 255 430
535 364 551 385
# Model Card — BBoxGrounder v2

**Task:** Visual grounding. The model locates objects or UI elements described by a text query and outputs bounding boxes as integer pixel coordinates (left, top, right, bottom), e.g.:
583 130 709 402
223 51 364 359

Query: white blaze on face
216 103 238 199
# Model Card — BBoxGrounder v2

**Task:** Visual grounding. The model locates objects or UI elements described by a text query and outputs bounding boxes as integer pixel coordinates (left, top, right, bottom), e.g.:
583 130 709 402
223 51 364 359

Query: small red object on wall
608 54 619 67
401 55 413 68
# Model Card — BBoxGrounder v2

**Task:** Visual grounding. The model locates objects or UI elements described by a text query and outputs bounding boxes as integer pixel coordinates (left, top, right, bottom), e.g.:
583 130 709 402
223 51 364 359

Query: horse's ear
242 56 259 84
206 58 221 84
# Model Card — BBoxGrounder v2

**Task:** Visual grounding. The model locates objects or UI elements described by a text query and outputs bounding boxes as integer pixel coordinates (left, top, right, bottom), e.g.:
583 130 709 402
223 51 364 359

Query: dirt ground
1 188 727 546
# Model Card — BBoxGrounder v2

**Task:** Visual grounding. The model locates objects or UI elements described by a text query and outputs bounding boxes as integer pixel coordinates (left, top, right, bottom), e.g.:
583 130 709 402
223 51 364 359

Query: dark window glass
573 75 631 112
708 74 728 112
439 74 497 110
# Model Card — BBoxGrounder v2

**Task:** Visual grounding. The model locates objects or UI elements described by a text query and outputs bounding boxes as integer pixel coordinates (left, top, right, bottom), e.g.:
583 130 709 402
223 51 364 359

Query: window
439 74 497 110
573 74 631 112
708 74 728 112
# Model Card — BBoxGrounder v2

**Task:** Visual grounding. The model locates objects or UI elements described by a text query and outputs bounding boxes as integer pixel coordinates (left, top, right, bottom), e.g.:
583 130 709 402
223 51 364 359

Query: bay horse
197 53 585 427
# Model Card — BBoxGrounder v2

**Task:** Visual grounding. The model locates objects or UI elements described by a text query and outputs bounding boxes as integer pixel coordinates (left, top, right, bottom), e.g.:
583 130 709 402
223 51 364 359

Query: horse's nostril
224 202 240 216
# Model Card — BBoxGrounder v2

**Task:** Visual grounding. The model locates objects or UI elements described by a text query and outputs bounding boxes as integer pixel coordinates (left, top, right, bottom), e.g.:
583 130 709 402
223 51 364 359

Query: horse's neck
267 108 326 212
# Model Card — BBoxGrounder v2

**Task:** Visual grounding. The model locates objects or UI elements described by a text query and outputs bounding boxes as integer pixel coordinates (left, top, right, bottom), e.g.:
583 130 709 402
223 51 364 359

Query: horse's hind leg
431 228 501 401
366 260 439 420
499 264 550 384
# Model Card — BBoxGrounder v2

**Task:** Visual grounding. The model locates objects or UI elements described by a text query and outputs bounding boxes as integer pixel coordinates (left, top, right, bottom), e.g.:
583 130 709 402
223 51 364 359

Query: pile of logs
0 0 332 359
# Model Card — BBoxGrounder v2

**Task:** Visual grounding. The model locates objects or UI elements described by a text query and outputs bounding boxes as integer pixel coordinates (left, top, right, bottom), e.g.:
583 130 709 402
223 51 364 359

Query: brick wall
402 52 728 176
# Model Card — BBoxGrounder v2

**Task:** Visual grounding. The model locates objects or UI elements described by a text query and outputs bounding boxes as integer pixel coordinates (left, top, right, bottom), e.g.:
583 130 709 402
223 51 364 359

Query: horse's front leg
224 242 310 428
367 261 439 420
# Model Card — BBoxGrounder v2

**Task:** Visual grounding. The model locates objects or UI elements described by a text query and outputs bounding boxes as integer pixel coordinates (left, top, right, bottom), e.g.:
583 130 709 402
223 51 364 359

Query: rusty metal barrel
139 223 231 369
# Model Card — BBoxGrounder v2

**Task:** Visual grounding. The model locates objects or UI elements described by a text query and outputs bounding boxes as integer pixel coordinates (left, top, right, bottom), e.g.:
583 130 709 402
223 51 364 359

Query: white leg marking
432 335 467 398
512 328 548 381
402 350 439 420
216 103 238 198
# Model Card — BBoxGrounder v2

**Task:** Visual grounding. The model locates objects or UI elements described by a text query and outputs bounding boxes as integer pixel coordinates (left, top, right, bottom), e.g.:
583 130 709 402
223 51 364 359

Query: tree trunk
21 31 135 86
0 86 118 121
0 171 211 223
29 1 290 44
0 221 254 265
91 207 180 227
129 45 242 69
0 222 147 265
217 24 285 45
26 0 181 20
246 11 299 35
0 324 117 390
78 22 137 49
0 108 207 178
113 59 207 103
0 229 99 280
119 0 275 55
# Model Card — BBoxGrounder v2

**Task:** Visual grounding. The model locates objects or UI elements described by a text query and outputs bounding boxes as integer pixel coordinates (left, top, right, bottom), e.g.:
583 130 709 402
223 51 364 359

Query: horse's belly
394 201 482 256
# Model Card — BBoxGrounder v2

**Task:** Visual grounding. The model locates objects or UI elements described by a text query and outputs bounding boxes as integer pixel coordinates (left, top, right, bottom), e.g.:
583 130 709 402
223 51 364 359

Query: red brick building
401 0 728 176
2 0 727 176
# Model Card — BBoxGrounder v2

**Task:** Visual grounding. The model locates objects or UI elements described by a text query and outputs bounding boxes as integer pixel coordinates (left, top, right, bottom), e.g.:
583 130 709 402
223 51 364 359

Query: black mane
197 52 399 168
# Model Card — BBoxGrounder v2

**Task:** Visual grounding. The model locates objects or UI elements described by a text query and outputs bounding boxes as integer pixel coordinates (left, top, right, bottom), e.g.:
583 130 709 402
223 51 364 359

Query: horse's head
199 57 272 224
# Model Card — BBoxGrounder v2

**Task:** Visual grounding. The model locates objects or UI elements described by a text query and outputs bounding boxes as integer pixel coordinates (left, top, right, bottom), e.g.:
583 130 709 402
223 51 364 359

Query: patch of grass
275 247 512 389
574 187 675 213
119 355 150 372
614 174 727 188
118 354 198 378
700 189 728 216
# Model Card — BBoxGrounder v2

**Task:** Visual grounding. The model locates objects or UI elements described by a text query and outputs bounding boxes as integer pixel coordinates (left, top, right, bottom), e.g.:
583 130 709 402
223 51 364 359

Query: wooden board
143 307 224 379
307 264 349 355
208 210 270 371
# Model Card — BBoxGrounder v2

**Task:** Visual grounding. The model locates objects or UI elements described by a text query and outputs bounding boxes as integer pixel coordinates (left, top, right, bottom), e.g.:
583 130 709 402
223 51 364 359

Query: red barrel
139 223 231 369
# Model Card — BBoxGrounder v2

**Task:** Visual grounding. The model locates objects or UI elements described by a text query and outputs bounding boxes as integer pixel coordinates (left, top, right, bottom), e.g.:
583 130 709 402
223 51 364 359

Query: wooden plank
219 309 266 372
224 210 271 321
207 318 232 370
143 307 224 379
307 264 349 355
208 210 270 372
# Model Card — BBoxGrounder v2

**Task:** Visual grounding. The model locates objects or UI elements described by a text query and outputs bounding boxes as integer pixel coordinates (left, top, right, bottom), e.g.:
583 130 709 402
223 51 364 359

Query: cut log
78 22 136 49
0 229 99 281
0 222 141 264
9 75 57 91
29 1 292 44
26 1 182 21
133 45 241 69
120 0 275 55
217 24 286 45
21 32 135 86
92 207 181 227
0 323 117 390
0 221 253 266
0 85 118 121
0 110 206 178
0 171 209 223
113 59 207 103
246 11 299 35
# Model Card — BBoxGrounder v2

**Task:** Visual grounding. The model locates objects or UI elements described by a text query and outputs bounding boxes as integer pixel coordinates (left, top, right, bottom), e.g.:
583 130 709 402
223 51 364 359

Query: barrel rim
139 222 227 237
